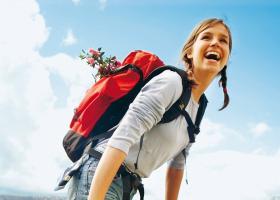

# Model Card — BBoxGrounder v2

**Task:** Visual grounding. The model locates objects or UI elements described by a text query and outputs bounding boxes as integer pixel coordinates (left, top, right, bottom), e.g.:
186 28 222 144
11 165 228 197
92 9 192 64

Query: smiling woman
2 0 280 199
59 18 234 200
181 18 232 110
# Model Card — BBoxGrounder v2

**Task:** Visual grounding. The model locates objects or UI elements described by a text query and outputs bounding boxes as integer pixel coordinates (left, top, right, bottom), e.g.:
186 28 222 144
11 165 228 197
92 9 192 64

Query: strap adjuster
194 126 200 134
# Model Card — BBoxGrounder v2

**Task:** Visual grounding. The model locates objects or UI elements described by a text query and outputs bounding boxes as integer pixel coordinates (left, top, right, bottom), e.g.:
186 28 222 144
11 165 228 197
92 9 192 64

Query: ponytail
218 66 229 111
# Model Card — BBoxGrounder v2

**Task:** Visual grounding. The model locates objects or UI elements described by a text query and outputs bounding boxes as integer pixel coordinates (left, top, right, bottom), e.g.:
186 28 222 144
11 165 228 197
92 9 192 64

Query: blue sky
0 0 280 199
38 0 280 151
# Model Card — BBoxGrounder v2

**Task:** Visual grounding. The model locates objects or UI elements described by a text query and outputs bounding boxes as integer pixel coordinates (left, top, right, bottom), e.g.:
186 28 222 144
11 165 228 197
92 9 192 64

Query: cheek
191 46 203 61
224 52 230 64
191 42 201 56
222 48 230 64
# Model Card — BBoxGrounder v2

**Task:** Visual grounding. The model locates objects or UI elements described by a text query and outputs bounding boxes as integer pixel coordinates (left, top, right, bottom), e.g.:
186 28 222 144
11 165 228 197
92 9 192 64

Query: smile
205 51 221 61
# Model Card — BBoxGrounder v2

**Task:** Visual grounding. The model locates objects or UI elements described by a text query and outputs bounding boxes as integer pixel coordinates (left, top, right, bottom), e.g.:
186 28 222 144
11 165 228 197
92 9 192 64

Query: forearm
165 167 184 200
88 146 127 200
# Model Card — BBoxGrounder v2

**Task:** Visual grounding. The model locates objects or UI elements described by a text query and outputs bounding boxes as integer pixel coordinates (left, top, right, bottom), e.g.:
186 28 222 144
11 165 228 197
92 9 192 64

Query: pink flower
89 48 100 56
87 57 95 65
80 47 119 80
115 60 122 67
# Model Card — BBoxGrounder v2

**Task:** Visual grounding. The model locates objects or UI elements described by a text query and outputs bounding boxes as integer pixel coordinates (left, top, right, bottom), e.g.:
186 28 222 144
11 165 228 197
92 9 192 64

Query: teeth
206 51 220 59
205 51 221 60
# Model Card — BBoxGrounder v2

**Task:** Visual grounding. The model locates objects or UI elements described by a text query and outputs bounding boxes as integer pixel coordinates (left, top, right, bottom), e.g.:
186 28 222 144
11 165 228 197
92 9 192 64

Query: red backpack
63 50 208 162
63 50 165 162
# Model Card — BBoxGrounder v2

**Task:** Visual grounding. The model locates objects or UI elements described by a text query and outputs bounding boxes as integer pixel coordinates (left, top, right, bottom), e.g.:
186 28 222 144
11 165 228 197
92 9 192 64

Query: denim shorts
67 156 137 200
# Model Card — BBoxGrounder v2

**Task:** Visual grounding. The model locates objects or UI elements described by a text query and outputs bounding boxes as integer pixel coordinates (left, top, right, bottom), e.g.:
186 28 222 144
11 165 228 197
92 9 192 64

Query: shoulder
139 69 184 108
146 69 183 89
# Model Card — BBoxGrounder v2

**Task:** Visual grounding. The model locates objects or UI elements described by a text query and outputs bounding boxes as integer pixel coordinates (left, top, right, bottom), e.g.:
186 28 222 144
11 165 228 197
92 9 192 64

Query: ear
187 49 193 59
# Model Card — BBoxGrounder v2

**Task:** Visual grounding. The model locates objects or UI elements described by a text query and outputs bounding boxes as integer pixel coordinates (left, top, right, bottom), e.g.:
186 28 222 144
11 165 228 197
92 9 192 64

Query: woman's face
188 23 230 76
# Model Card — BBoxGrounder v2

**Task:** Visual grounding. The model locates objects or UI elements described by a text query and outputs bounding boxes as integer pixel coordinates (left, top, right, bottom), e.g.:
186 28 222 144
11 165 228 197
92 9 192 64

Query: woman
68 18 232 200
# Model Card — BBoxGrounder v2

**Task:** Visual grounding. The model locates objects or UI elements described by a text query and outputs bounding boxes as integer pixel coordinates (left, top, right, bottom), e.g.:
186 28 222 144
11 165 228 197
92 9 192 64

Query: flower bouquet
79 47 122 81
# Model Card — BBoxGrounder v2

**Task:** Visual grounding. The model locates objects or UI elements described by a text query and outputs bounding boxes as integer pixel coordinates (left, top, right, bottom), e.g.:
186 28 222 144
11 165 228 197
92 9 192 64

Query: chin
204 64 221 74
206 61 224 70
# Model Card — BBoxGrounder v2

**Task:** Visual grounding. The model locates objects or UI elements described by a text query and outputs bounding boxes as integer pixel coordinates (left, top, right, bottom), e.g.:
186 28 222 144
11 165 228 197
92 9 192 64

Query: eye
220 38 228 44
201 35 210 40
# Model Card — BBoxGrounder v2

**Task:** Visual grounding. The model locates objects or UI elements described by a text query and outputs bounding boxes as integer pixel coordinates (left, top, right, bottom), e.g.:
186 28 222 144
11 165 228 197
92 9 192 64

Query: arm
88 146 126 200
88 71 183 199
107 70 183 154
165 167 184 200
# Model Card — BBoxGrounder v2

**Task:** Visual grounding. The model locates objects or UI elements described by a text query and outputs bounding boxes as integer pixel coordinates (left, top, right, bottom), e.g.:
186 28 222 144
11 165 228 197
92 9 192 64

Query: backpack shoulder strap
180 94 208 143
145 65 192 124
145 65 208 143
195 94 208 128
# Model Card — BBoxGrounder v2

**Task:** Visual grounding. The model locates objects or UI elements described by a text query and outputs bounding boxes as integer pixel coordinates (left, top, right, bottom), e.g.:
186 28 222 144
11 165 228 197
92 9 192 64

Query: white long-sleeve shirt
95 70 199 178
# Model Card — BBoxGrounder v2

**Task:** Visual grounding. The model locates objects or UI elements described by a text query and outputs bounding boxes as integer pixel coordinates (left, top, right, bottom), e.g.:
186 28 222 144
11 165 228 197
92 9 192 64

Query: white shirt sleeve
167 143 192 169
167 151 186 169
107 70 183 154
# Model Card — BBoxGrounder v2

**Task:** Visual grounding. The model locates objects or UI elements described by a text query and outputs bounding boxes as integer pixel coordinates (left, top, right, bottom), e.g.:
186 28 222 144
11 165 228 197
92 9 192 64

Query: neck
191 72 216 103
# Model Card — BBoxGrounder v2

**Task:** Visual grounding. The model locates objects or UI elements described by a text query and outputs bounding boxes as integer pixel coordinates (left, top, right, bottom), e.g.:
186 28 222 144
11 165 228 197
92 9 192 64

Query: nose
210 37 220 47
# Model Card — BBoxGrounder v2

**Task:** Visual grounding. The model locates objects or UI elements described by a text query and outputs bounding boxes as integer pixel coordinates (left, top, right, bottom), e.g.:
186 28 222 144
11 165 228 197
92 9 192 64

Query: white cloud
250 122 271 137
0 0 92 194
193 118 244 152
142 150 280 200
0 51 93 193
62 29 77 46
72 0 80 5
196 118 226 149
0 0 49 59
186 150 280 200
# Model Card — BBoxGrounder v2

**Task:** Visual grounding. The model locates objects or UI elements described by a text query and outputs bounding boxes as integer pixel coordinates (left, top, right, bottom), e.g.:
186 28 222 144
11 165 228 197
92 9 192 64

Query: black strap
195 94 208 127
143 65 208 143
181 110 196 143
121 166 144 200
84 125 118 153
180 94 208 143
122 175 132 200
87 148 102 160
134 135 144 170
112 64 144 83
92 129 114 140
143 65 192 124
137 183 144 200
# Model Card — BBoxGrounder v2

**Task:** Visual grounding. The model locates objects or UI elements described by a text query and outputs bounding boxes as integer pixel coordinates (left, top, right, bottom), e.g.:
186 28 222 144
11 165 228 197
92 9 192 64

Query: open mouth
205 51 221 61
